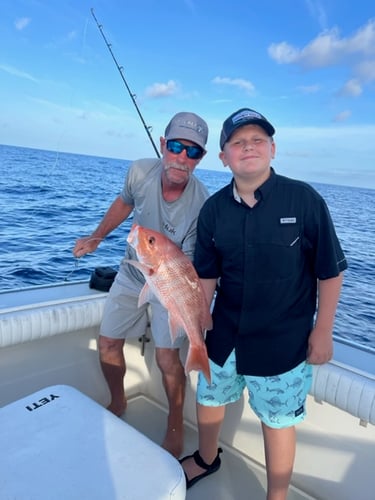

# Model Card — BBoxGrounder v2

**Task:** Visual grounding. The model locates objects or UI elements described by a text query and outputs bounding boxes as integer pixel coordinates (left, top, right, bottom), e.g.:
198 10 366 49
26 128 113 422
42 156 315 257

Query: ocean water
1 144 374 349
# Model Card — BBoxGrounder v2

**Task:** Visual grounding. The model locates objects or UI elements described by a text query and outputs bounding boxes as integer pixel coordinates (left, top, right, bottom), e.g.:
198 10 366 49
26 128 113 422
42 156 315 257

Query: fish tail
185 343 211 385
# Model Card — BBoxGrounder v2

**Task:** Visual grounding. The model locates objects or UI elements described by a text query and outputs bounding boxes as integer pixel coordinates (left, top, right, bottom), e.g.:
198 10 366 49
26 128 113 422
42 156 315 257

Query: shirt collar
230 167 277 204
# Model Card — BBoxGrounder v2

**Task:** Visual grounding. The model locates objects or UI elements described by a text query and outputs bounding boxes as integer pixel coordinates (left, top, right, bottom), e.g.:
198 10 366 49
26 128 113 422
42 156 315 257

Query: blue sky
1 0 374 188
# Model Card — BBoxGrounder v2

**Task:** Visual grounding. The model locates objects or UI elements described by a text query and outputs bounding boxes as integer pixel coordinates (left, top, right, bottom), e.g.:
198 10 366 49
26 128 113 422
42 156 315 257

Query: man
180 108 347 498
73 112 209 458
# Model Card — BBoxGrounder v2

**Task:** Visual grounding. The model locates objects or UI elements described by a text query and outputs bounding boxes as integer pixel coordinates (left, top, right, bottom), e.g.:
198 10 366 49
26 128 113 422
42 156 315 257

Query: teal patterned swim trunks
197 350 313 429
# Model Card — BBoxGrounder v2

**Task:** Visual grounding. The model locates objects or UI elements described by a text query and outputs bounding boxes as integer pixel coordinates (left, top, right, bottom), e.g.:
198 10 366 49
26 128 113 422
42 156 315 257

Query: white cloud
338 79 362 97
66 31 77 41
268 28 343 67
268 19 375 99
15 17 31 31
349 19 375 55
144 80 179 98
305 0 328 31
269 19 375 68
355 59 375 82
297 84 321 94
333 110 352 122
267 42 299 64
0 64 38 82
212 76 255 94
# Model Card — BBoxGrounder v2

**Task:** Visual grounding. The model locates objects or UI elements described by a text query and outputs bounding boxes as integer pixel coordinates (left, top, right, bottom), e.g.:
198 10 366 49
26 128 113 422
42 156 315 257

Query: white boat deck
123 394 316 500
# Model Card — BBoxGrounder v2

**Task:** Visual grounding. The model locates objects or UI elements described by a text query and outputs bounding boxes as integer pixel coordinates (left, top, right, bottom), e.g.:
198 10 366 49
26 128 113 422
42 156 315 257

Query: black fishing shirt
194 168 347 376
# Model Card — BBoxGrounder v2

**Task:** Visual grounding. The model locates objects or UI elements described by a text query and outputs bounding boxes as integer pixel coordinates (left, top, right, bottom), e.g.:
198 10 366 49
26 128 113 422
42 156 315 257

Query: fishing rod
90 8 160 158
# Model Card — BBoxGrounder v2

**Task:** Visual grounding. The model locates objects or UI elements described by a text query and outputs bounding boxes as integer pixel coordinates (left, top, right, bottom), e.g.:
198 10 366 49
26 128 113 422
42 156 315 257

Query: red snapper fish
125 224 212 383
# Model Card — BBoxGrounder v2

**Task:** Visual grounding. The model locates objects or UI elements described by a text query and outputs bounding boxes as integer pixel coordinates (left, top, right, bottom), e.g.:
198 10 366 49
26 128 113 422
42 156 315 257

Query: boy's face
219 124 275 178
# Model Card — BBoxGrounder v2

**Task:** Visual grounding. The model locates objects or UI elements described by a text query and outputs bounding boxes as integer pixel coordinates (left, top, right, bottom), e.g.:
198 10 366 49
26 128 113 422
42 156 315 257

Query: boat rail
1 283 374 427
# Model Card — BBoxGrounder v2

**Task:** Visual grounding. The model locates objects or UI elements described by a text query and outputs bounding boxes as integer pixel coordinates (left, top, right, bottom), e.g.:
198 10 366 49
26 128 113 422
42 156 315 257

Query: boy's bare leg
262 423 296 500
181 403 225 480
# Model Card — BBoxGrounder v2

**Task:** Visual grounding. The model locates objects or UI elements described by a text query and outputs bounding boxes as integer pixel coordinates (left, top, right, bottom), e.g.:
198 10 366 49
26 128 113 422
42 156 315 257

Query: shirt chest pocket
251 224 303 282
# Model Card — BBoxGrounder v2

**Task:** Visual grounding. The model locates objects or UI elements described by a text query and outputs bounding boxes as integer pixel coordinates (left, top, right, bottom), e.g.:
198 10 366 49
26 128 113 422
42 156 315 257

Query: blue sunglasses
166 140 204 160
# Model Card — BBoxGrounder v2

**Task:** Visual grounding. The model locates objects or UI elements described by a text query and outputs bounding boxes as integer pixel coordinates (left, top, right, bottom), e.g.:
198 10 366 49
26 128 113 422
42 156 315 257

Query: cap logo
232 109 263 124
178 119 205 135
165 112 208 150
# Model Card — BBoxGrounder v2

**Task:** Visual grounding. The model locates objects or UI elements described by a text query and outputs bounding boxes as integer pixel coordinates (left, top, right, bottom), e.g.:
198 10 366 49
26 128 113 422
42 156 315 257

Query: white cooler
0 385 186 499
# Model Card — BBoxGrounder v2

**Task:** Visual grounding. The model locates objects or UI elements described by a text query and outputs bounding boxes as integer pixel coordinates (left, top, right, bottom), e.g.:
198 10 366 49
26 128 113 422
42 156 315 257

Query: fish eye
148 236 155 245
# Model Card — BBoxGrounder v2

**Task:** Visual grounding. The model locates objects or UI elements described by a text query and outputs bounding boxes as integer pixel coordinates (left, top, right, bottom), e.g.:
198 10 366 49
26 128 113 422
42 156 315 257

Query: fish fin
138 283 153 307
123 259 154 277
185 343 211 385
168 315 184 343
201 298 213 331
203 313 213 332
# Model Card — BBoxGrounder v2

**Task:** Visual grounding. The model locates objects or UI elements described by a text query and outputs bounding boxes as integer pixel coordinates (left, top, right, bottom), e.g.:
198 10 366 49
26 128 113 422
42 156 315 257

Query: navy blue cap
220 108 275 149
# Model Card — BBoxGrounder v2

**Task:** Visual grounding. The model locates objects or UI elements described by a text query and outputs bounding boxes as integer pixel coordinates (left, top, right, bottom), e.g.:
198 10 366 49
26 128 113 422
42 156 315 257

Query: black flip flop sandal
179 447 223 489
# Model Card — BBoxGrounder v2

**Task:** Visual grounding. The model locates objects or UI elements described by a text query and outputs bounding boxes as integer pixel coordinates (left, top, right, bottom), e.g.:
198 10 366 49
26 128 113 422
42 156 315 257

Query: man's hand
73 236 102 258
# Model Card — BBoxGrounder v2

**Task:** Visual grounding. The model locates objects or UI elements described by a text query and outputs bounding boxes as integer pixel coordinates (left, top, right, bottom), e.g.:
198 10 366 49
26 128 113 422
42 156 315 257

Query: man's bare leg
98 335 127 417
155 347 186 458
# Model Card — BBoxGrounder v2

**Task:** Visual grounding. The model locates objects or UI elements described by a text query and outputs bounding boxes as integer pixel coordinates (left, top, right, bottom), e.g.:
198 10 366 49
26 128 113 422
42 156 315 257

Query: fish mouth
127 224 139 248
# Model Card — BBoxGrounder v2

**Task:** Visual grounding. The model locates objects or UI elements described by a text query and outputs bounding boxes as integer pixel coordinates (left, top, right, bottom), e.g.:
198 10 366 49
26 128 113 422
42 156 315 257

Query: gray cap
220 108 275 150
164 112 208 151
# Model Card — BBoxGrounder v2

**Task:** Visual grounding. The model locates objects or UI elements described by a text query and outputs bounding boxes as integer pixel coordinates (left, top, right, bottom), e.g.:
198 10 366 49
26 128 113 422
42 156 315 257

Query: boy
180 108 347 499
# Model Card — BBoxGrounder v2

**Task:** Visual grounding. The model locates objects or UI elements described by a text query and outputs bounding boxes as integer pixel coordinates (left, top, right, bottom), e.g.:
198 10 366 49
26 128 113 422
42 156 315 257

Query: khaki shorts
100 268 186 349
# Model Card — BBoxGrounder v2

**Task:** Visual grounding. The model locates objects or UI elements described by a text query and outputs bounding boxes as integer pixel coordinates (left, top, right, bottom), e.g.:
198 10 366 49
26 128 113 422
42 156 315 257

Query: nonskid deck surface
122 395 316 500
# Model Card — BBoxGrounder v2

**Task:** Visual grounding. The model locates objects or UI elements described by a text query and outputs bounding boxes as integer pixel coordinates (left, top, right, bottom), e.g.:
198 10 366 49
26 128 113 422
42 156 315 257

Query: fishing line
37 16 92 188
63 237 105 281
12 11 152 287
65 9 161 283
13 14 95 285
80 16 89 61
63 258 80 282
48 15 93 283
